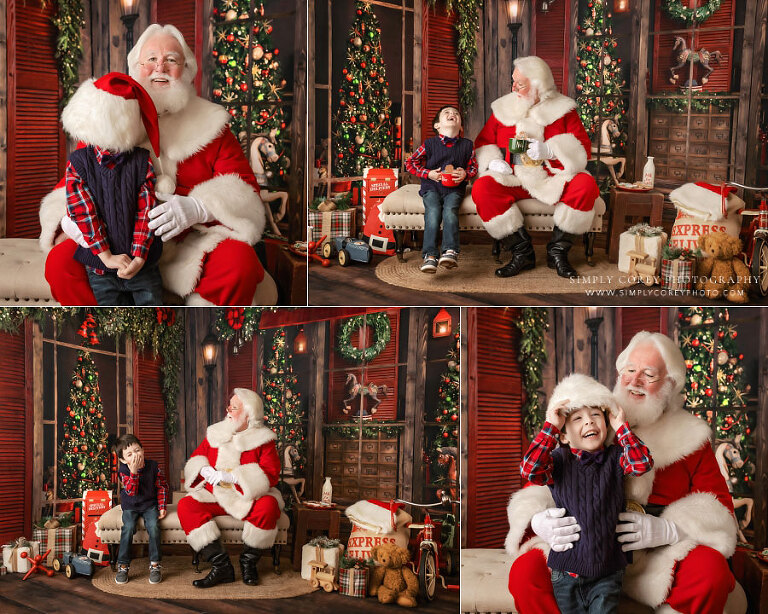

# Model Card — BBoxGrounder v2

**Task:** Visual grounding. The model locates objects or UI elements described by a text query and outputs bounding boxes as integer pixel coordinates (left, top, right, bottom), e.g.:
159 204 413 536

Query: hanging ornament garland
515 308 550 441
336 312 391 363
662 0 722 25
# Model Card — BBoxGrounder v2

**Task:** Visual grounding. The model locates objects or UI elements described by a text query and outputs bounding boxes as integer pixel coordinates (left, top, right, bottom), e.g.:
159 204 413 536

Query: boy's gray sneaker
439 249 459 268
149 563 162 584
115 564 129 584
421 256 438 273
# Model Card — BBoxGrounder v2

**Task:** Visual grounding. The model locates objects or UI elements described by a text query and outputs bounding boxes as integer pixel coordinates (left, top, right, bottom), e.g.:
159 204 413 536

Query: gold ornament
690 314 702 325
253 45 264 60
717 350 729 365
270 367 278 374
225 9 237 20
353 36 362 47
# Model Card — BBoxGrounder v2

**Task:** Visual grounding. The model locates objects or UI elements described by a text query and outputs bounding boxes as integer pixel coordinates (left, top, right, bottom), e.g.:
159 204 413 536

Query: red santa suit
506 400 745 614
472 91 599 238
177 419 284 551
39 95 274 306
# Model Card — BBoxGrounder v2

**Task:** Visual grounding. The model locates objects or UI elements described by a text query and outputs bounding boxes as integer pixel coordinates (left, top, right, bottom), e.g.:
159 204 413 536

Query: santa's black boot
240 546 262 586
192 540 235 588
546 226 579 279
495 227 535 277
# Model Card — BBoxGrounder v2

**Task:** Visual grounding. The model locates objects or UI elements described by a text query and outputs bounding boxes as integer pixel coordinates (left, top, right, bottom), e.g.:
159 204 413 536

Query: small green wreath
662 0 721 25
336 313 391 363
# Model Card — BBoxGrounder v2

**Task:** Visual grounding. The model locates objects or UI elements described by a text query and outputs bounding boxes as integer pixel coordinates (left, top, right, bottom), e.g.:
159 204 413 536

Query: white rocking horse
250 131 289 236
591 119 626 185
281 444 306 503
715 438 754 543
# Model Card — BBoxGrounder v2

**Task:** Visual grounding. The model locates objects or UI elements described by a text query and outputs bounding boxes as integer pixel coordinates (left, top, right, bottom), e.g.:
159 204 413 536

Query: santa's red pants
508 546 735 614
177 495 280 546
471 172 598 226
45 238 264 306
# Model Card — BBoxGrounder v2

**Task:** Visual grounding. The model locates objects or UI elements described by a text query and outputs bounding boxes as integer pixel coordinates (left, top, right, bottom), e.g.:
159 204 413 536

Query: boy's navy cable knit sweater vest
70 146 161 271
119 459 160 513
547 445 628 577
419 136 474 196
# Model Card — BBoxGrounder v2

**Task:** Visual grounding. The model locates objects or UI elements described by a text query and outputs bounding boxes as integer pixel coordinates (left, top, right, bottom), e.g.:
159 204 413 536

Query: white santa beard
613 379 675 428
139 77 194 115
510 91 536 118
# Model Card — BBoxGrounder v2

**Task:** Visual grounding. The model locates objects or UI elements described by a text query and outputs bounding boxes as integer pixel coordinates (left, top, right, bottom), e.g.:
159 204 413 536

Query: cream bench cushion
0 238 58 305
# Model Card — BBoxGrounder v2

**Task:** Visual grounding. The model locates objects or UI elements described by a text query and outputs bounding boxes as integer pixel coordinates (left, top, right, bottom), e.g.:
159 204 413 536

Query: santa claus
506 331 747 613
473 56 599 279
40 24 274 305
177 388 283 588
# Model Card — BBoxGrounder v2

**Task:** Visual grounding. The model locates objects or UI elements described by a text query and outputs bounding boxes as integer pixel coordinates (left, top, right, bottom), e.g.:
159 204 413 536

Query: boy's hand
127 453 144 475
452 168 467 183
117 256 146 280
158 509 167 520
609 405 627 432
545 400 569 430
427 169 442 182
98 250 132 271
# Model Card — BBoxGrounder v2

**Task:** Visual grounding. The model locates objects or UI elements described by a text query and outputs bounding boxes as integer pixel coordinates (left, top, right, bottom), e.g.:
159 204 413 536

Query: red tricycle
390 495 458 602
729 182 768 296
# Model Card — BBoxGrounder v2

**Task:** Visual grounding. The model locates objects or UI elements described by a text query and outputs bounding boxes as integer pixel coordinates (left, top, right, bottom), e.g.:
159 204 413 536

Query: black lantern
585 307 604 379
201 332 219 424
120 0 140 60
505 0 524 67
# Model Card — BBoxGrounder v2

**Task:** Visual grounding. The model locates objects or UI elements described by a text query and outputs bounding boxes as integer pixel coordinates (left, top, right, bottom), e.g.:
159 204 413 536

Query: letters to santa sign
82 490 112 565
362 168 398 254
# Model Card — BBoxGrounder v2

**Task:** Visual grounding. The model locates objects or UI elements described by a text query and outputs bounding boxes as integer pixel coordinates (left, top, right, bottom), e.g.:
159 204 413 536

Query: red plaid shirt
405 134 478 179
65 146 157 271
520 421 653 485
120 465 169 512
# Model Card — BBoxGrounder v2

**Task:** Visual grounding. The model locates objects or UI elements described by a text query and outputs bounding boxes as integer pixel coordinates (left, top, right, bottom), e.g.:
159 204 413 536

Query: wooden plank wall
756 313 768 549
0 0 6 237
290 0 307 241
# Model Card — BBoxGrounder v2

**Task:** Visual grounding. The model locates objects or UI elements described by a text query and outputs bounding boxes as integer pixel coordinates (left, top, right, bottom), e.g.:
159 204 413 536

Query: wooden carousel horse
591 119 626 185
669 36 723 86
342 373 388 417
281 444 306 503
715 438 754 542
249 131 289 236
436 447 458 501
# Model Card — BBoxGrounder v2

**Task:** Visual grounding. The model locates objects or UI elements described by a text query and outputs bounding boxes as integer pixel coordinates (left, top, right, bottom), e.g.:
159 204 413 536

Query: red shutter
134 351 169 478
616 307 669 350
466 308 525 548
227 339 257 392
0 329 31 544
422 1 460 128
328 310 400 422
155 0 204 94
7 0 65 238
532 0 570 92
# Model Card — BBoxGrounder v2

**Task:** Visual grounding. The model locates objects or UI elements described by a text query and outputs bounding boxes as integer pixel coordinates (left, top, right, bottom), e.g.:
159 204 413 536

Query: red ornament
80 431 86 437
274 48 279 55
705 388 713 397
442 432 449 438
361 61 366 68
240 83 248 91
69 410 75 418
692 338 700 347
73 447 78 453
226 34 235 42
451 415 458 422
219 55 228 64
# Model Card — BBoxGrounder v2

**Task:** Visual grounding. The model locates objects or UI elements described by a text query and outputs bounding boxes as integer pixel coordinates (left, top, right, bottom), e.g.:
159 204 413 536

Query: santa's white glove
200 466 216 481
531 508 581 552
208 470 238 487
616 512 683 551
60 215 89 248
526 140 555 161
488 159 514 175
148 193 212 242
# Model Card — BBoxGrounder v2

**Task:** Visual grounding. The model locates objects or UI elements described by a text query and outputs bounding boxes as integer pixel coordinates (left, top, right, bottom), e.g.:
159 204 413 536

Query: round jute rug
375 244 634 294
92 556 315 600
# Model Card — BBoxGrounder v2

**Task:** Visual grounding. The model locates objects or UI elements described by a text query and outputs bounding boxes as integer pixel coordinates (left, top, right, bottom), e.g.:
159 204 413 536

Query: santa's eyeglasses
140 55 182 71
619 366 662 384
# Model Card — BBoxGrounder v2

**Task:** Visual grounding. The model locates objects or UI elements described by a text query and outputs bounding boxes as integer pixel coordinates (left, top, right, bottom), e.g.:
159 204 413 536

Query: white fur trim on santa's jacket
669 183 745 222
39 187 67 253
490 92 577 128
553 201 595 235
475 144 503 172
505 485 554 559
545 133 588 177
345 500 412 534
478 201 524 239
157 173 264 298
186 519 221 551
243 524 278 549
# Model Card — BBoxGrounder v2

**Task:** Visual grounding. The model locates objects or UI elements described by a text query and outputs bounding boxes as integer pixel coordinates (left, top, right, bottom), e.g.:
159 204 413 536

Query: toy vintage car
53 551 95 579
321 236 373 266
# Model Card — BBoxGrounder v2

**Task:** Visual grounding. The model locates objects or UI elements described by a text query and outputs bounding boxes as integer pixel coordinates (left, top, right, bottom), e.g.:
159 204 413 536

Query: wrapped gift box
308 209 356 245
301 537 345 581
2 540 40 573
339 566 369 598
661 257 695 291
32 525 77 566
618 228 667 274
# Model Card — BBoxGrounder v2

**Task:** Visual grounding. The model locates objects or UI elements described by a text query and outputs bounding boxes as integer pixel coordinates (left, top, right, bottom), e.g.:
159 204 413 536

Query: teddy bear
696 231 750 303
368 543 420 607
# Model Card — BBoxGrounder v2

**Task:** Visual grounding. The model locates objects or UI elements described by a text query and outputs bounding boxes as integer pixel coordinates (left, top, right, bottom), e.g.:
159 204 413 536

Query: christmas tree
57 316 110 499
332 0 393 177
262 327 306 475
575 0 627 154
212 0 290 184
678 307 755 495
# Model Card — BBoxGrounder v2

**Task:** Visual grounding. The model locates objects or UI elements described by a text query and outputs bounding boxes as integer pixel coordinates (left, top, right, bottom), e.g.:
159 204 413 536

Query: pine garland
336 312 391 363
649 93 735 113
47 0 85 104
323 422 404 439
662 0 722 25
515 308 549 441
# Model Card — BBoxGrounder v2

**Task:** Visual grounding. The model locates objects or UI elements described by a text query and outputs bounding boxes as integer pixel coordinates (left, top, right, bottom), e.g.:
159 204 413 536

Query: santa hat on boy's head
669 182 745 222
61 72 160 156
547 373 619 418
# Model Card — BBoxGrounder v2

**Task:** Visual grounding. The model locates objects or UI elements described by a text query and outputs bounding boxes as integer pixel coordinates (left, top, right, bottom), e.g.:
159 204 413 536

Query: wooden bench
379 184 605 264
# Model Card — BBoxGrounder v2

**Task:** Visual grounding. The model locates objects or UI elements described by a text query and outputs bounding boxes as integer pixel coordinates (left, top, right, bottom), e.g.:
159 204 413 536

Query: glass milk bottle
642 156 655 188
322 477 333 504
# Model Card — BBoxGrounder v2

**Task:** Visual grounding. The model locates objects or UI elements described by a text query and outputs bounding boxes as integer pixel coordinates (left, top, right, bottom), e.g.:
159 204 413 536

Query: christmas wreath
336 313 391 363
662 0 721 25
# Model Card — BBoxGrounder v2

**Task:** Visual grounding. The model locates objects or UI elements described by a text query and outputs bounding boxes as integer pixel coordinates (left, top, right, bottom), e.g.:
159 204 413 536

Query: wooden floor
309 248 768 307
0 563 460 614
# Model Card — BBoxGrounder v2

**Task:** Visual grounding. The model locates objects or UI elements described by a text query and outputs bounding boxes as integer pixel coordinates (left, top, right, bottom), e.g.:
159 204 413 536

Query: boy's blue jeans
117 506 162 566
87 263 163 306
551 568 624 614
422 190 462 257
